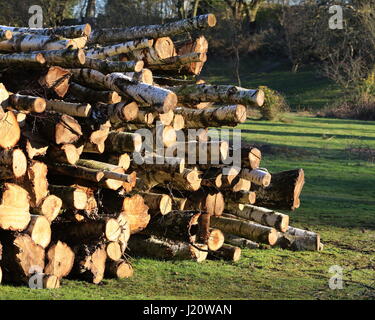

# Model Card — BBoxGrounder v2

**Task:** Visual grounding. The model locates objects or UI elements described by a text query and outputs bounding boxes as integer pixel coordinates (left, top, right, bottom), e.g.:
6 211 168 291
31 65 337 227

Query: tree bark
208 244 241 262
47 163 104 183
68 82 121 104
0 52 46 67
88 14 216 44
241 168 271 187
184 190 224 216
84 57 144 73
223 233 260 249
8 94 46 113
211 215 278 245
253 169 305 211
0 24 91 38
46 100 92 117
169 83 265 107
36 48 86 68
276 227 321 251
105 131 143 153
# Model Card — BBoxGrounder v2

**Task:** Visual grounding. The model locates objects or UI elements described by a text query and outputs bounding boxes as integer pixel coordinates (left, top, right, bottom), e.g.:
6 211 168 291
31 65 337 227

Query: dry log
229 204 289 232
253 169 305 211
49 185 88 210
52 217 121 244
88 14 216 44
128 234 208 262
23 215 51 249
21 129 48 159
200 167 223 188
42 274 60 289
0 233 44 284
47 144 82 165
148 52 203 74
223 233 260 249
31 194 62 222
175 105 246 128
85 39 153 59
230 146 261 169
118 194 150 234
208 244 241 262
0 183 30 231
0 149 27 179
276 227 321 251
132 155 185 174
97 101 139 128
47 163 104 183
241 168 271 187
143 210 201 243
105 131 142 153
127 108 155 126
0 24 91 38
8 94 46 113
211 216 278 246
68 82 121 104
139 192 172 216
37 48 86 68
105 259 133 279
224 191 256 205
172 114 185 130
81 120 111 154
70 243 107 284
46 100 92 117
184 190 224 216
38 66 71 98
0 111 20 148
23 160 48 207
207 228 224 251
169 84 265 107
84 57 144 73
124 68 153 85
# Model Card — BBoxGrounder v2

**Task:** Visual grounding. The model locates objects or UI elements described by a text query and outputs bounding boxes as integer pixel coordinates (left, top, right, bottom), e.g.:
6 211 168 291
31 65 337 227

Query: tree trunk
147 52 202 74
0 149 27 179
96 101 139 128
128 234 208 262
208 244 241 262
22 160 48 207
0 233 45 284
223 233 260 249
211 216 278 245
169 83 264 107
88 14 216 44
23 215 51 249
8 94 46 113
44 241 75 279
86 39 153 59
253 169 305 211
47 144 82 165
230 146 261 169
124 68 153 85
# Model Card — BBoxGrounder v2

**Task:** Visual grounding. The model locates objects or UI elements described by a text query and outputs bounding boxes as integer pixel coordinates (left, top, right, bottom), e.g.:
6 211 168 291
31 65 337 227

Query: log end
208 228 225 251
256 89 265 107
269 228 279 246
159 194 172 215
248 148 261 169
207 13 217 27
28 215 51 249
43 275 60 289
4 30 12 40
40 195 62 222
134 60 145 73
12 148 28 178
33 97 47 113
235 104 247 123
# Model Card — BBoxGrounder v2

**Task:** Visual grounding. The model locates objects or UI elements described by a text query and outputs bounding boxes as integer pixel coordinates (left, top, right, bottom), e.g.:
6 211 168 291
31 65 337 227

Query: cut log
229 204 289 232
85 39 153 59
276 227 321 251
0 30 12 41
42 274 60 289
175 105 247 128
143 210 201 243
132 155 185 174
0 111 20 148
88 14 216 44
118 194 150 234
128 108 155 126
52 217 121 244
0 24 91 38
24 215 51 249
200 167 223 188
172 114 185 130
208 244 241 262
105 131 142 153
106 241 122 262
36 48 86 68
169 84 265 107
71 243 107 284
241 168 271 187
84 57 144 73
253 169 305 211
224 191 256 205
23 161 48 207
49 185 88 210
124 68 153 85
0 52 43 68
105 259 133 279
44 241 75 279
104 72 177 112
139 192 172 216
0 149 27 179
31 194 62 222
21 129 49 159
148 52 203 74
68 82 121 104
46 100 92 117
81 120 111 154
207 228 224 251
97 101 139 128
8 94 46 113
128 234 208 262
211 216 278 246
47 144 82 165
223 233 260 249
47 163 104 183
38 66 71 98
184 190 224 216
0 233 44 284
172 197 187 211
230 146 261 170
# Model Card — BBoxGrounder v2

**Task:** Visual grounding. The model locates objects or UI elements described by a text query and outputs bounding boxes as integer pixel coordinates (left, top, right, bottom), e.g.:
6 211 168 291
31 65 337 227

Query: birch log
68 82 121 104
0 52 46 67
169 84 265 107
84 57 144 73
0 24 91 38
88 14 216 44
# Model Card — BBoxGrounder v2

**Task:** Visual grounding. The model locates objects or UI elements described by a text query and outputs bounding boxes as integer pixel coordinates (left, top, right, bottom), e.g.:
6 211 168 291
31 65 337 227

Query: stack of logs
0 14 322 289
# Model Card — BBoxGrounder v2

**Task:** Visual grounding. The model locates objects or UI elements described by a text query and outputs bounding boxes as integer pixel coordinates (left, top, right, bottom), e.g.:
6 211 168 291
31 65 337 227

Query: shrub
258 86 289 121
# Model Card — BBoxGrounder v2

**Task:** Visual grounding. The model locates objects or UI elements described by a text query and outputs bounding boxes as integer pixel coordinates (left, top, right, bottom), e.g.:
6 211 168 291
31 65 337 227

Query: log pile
0 14 321 289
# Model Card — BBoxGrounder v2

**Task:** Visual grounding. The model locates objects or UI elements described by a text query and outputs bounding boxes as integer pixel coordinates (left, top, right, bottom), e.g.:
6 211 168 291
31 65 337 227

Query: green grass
1 115 374 300
202 58 342 111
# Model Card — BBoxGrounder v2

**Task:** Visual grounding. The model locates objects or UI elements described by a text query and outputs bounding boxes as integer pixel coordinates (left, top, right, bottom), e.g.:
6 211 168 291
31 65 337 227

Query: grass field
1 63 374 300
